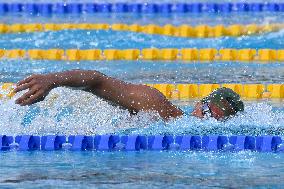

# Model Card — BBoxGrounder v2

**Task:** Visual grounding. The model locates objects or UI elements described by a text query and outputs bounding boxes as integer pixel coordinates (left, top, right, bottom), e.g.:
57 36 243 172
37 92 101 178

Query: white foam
131 102 284 136
0 87 156 136
0 88 283 136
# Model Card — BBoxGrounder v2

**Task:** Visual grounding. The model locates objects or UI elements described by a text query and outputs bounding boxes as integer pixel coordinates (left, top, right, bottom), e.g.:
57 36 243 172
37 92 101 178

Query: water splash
128 102 284 136
0 87 156 136
0 87 283 136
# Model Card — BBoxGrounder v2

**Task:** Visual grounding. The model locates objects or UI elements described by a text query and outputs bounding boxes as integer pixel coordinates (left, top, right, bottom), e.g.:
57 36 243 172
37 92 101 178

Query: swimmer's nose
191 102 204 118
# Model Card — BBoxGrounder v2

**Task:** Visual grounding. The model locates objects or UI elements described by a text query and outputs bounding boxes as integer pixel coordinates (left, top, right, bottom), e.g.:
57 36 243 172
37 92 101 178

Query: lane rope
0 135 283 152
1 48 284 62
0 23 282 38
0 3 284 14
1 83 283 99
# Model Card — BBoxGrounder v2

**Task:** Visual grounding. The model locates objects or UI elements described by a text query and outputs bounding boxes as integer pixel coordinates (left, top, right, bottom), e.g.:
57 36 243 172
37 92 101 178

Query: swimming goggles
202 102 212 118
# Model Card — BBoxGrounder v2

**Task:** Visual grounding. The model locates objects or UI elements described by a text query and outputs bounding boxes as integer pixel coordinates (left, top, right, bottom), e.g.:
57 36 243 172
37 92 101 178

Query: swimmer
14 70 244 121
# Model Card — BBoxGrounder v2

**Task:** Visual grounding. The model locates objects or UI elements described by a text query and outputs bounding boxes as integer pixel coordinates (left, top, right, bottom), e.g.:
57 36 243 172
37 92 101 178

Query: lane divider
0 135 283 152
0 23 282 38
1 3 284 15
1 48 284 62
1 83 283 99
147 83 284 99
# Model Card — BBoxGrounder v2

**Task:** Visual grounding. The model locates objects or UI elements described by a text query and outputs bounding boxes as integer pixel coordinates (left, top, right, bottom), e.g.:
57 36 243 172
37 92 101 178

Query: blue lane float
23 3 39 15
229 136 255 151
38 3 52 16
41 135 66 150
0 135 13 151
15 135 40 151
8 3 22 13
120 135 147 151
0 3 284 15
0 135 284 152
68 135 94 150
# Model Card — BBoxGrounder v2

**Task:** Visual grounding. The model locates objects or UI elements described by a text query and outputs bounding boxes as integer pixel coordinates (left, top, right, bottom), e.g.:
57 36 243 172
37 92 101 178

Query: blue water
0 12 284 188
1 151 284 188
1 29 284 49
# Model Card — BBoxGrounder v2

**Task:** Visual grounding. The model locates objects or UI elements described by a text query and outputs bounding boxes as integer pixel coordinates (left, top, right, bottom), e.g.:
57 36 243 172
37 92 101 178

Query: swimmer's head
191 87 244 120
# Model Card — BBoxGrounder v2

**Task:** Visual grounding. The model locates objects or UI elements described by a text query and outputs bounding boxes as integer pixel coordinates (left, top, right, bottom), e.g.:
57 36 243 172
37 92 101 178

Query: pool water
0 10 284 188
1 151 284 188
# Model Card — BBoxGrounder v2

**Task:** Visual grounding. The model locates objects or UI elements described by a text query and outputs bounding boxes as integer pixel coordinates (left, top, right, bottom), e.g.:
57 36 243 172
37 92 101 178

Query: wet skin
192 102 225 120
14 70 228 121
192 100 235 120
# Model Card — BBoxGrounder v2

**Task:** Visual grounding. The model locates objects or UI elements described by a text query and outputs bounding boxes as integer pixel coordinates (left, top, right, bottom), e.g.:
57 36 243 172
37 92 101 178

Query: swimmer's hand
14 74 56 106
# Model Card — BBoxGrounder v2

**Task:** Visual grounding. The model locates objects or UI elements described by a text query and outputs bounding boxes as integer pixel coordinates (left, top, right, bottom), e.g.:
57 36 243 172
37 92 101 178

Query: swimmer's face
191 101 227 120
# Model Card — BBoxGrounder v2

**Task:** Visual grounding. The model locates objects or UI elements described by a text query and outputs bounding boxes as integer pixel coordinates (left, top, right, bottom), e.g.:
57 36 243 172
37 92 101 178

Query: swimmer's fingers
15 87 38 105
32 95 46 104
14 81 34 93
20 91 45 106
16 75 34 86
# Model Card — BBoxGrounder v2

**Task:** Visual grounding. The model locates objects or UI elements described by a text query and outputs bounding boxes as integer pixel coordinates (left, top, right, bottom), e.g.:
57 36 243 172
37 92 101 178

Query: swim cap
202 87 244 117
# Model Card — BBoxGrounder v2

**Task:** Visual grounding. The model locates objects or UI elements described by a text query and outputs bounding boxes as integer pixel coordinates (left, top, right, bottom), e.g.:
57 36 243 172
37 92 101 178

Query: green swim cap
202 87 244 117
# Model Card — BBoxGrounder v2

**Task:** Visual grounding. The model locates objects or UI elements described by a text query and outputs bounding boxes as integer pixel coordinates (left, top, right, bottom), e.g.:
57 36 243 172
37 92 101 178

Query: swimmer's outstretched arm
14 70 183 120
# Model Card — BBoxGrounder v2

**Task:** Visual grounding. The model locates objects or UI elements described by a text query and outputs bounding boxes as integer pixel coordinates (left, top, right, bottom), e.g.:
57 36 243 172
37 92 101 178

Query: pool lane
0 60 283 84
0 29 284 49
